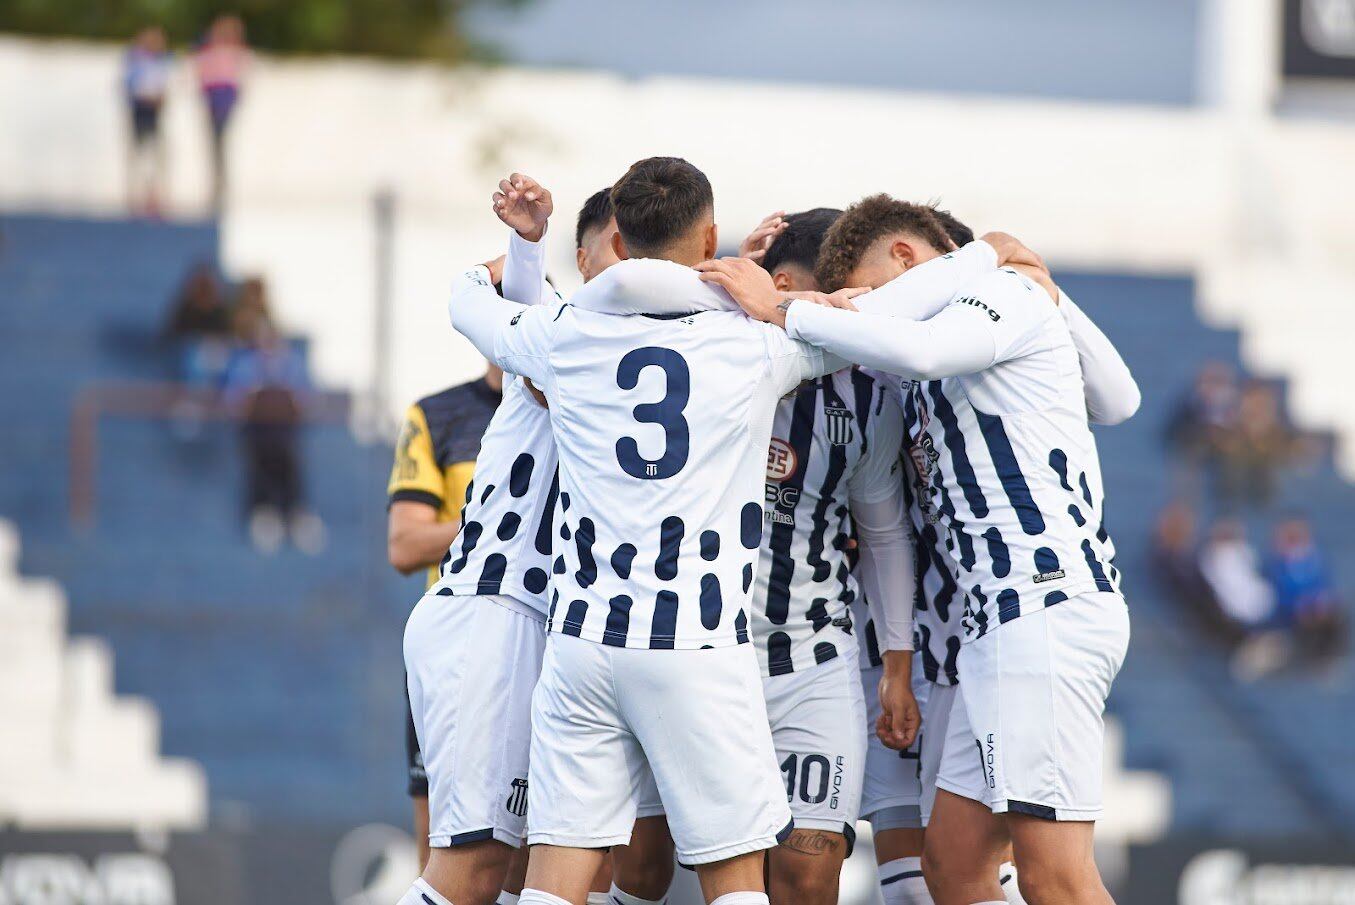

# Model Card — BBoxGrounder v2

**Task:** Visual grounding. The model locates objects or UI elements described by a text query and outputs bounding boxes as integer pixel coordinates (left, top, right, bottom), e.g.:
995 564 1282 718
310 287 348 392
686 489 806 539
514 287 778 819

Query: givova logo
974 734 997 789
0 853 174 905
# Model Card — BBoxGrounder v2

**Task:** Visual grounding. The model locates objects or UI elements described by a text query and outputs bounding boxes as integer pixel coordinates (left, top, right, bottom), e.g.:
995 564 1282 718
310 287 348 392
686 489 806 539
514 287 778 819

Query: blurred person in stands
165 261 234 388
123 25 171 217
1198 518 1289 680
1153 502 1244 650
1166 360 1239 492
231 275 273 341
1199 518 1275 631
1217 381 1312 507
195 15 249 212
1265 515 1347 671
166 261 231 339
222 319 324 555
386 364 504 871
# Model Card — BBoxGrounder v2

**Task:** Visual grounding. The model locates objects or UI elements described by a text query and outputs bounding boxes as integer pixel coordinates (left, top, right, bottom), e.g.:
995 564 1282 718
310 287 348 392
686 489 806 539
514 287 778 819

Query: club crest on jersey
823 405 854 446
506 777 528 817
767 438 798 482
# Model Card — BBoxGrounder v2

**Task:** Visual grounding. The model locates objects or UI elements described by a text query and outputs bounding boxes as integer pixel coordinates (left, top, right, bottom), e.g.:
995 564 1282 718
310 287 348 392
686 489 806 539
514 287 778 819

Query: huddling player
406 158 1138 905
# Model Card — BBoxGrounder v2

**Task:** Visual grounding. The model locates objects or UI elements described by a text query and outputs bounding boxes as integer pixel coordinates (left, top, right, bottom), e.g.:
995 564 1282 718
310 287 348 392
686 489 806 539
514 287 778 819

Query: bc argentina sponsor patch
1032 569 1066 584
956 295 1001 322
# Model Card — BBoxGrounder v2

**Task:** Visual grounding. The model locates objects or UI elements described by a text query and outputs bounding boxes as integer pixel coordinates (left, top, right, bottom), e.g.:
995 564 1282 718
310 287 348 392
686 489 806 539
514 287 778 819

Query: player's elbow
900 344 947 381
386 537 425 576
1092 380 1142 426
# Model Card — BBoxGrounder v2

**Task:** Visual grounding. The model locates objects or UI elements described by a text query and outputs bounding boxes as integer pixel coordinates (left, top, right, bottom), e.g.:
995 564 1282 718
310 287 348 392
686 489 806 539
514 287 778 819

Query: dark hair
814 194 954 292
575 187 614 249
761 208 843 276
929 205 974 247
610 157 713 256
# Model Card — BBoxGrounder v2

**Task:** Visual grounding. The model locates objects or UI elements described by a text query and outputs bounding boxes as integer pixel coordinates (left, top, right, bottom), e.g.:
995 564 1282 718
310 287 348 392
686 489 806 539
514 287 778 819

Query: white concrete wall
3 33 1355 469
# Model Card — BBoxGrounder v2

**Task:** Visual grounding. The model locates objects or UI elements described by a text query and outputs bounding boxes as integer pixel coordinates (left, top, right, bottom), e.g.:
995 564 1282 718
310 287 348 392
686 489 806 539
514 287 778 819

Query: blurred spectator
1198 519 1288 680
165 261 234 393
123 26 171 217
1166 360 1239 465
1198 518 1274 631
166 261 231 338
195 15 249 211
222 321 323 555
1265 516 1347 670
231 275 274 342
1216 381 1310 507
1153 502 1245 649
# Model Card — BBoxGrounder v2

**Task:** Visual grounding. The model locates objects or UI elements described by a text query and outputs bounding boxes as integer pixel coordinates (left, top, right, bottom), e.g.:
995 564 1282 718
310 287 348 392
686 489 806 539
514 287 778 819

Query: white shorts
529 633 792 864
404 593 546 849
859 665 929 829
923 681 985 825
764 655 867 846
949 592 1129 821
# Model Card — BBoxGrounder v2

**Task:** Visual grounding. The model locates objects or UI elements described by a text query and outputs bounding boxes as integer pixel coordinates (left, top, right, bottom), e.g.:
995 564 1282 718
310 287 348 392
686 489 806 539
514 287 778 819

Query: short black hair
610 157 713 257
761 208 842 276
929 205 974 247
575 187 614 249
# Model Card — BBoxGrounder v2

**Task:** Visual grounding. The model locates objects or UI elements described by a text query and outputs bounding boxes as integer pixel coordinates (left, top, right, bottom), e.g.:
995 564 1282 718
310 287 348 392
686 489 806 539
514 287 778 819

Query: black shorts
406 680 428 798
130 101 160 143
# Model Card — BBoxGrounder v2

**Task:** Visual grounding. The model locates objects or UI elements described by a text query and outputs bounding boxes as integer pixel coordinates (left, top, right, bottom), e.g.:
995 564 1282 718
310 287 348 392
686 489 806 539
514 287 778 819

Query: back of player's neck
633 245 703 268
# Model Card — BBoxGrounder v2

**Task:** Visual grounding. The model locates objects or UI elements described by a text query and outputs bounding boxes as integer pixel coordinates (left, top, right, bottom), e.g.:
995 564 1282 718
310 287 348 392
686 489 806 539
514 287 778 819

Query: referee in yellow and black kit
387 363 502 869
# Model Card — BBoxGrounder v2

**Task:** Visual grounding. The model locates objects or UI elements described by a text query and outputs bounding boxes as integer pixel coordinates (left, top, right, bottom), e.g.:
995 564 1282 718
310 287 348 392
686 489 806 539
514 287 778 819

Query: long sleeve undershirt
1059 291 1141 425
854 488 916 653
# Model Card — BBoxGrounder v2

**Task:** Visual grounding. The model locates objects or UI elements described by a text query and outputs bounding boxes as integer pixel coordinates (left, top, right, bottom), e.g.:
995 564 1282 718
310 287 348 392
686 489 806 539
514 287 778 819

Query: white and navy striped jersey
892 270 1121 643
849 420 961 683
430 377 559 617
450 259 834 650
754 368 903 676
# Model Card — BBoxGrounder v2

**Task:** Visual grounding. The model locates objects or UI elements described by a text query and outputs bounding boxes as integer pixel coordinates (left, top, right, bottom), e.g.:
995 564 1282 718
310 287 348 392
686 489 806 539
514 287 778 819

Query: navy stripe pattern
892 368 1119 649
755 370 901 676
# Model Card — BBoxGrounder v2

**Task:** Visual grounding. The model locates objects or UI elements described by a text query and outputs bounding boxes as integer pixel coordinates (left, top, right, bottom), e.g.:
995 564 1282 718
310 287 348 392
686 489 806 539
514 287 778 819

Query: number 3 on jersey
615 346 690 480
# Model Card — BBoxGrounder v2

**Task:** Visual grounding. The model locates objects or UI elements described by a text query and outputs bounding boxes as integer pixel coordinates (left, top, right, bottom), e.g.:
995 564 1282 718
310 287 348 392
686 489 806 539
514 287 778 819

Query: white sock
878 856 931 905
518 891 571 905
608 885 668 905
999 861 1027 905
497 894 521 905
708 894 769 905
399 879 453 905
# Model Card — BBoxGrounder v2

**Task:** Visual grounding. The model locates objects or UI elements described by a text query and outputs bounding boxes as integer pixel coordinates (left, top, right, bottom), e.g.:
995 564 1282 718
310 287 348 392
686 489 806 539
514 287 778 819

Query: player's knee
1012 855 1090 904
612 844 674 899
612 866 672 902
772 832 846 905
426 842 514 905
772 859 840 905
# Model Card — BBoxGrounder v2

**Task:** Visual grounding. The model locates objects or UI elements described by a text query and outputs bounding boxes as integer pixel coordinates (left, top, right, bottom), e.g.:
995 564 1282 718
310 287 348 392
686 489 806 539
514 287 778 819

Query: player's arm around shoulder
943 266 1060 364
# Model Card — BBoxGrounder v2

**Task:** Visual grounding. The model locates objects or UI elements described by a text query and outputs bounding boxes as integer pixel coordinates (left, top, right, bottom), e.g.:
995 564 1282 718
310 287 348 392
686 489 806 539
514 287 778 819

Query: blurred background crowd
2 2 1354 904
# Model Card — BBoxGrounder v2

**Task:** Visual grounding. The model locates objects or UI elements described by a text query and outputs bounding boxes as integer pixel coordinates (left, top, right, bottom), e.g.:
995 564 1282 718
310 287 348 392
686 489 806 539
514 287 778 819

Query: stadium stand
1063 271 1355 836
0 214 1350 839
0 214 419 826
0 518 206 828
